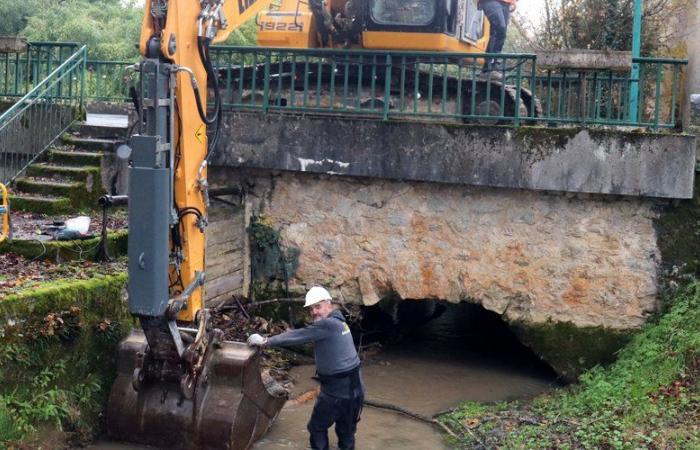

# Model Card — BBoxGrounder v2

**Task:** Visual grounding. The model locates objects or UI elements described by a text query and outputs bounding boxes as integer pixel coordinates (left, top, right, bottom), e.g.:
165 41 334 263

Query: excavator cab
364 0 487 50
256 0 489 52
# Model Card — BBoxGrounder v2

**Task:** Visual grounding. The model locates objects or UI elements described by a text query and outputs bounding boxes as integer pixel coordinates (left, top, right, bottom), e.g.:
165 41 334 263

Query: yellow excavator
0 183 8 243
105 1 289 449
108 1 521 449
255 0 490 51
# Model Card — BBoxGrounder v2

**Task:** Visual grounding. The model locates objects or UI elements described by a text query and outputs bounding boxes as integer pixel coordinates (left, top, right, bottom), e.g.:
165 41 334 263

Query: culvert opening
351 299 562 414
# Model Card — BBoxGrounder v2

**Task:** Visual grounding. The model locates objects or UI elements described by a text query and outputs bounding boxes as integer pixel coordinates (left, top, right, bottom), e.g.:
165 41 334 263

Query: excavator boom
106 1 286 448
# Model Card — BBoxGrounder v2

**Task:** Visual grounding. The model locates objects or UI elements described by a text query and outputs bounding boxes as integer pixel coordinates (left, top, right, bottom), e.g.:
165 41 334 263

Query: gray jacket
267 309 363 398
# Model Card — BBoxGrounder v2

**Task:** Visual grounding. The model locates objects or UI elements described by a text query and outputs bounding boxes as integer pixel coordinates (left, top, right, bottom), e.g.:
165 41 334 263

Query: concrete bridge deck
215 112 696 199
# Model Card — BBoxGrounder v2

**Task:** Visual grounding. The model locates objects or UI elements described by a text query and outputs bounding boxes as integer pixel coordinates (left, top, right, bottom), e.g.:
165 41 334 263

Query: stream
88 303 560 449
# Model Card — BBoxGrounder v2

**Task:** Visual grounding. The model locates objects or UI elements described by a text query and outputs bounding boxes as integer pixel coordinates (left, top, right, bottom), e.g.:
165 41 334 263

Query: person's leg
493 2 510 54
307 393 337 450
335 395 363 450
481 0 508 68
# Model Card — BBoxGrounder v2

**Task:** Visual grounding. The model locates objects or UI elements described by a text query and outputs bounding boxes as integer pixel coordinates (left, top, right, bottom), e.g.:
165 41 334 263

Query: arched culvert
352 299 562 417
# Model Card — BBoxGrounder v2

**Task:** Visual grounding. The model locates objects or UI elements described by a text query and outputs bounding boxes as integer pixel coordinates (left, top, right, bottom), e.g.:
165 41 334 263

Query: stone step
14 177 83 198
48 149 103 166
9 193 72 215
61 135 119 153
72 113 129 139
27 163 101 183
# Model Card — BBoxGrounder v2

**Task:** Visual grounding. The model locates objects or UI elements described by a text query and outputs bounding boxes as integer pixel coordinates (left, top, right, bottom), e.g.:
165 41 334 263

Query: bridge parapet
25 44 685 131
215 112 696 199
211 46 687 130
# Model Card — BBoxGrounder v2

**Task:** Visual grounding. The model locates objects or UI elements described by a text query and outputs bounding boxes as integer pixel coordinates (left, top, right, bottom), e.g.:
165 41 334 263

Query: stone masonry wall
235 170 661 332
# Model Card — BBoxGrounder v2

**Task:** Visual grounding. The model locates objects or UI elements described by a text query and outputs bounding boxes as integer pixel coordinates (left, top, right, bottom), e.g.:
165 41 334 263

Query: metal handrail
0 42 83 99
3 43 687 130
0 45 87 184
208 46 686 129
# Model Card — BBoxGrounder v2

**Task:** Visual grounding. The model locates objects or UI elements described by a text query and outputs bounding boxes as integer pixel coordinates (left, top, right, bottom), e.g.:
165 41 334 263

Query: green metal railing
533 57 686 128
0 46 86 184
85 60 134 102
209 47 539 125
209 46 686 129
25 44 687 130
0 42 81 99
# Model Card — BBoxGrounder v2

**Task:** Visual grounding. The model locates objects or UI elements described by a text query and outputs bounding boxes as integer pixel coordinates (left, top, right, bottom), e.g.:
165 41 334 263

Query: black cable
196 36 222 158
178 208 203 224
194 37 221 126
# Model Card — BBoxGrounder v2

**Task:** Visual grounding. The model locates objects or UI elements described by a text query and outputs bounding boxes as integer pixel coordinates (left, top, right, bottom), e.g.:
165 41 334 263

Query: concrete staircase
10 114 128 214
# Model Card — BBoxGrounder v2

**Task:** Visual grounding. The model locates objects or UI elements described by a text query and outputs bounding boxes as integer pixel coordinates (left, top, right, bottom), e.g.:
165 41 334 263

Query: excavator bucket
107 330 288 450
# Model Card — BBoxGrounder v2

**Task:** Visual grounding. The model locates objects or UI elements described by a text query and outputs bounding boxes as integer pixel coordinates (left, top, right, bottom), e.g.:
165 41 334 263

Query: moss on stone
9 196 73 215
0 273 131 442
1 272 128 318
655 171 700 277
510 319 633 382
0 230 128 261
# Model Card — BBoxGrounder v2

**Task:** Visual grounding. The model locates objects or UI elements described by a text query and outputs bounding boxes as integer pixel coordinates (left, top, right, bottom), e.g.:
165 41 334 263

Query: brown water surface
88 303 559 449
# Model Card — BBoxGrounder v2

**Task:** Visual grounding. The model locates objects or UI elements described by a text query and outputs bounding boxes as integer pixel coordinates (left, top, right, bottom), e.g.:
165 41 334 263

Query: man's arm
266 321 332 347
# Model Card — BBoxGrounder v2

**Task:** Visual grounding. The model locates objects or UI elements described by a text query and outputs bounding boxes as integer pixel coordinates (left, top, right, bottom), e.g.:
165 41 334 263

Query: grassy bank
0 274 130 448
440 282 700 450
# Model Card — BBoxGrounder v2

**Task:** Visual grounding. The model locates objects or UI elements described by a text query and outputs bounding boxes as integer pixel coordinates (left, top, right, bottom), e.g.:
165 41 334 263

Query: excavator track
217 58 542 124
107 330 288 450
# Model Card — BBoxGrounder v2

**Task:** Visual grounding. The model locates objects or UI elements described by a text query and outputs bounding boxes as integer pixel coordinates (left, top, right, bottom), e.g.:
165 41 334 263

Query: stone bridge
205 111 697 379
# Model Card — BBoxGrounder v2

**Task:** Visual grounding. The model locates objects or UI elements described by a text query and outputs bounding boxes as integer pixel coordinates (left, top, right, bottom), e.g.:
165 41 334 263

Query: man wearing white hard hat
247 286 364 450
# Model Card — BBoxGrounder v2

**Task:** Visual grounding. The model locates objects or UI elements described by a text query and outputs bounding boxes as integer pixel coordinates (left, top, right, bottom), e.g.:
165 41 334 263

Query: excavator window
370 0 436 26
461 0 484 43
446 0 458 34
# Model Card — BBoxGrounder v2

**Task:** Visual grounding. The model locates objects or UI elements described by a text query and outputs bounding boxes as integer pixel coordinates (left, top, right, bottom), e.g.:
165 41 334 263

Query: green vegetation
0 274 131 447
0 0 256 62
440 282 700 449
247 215 300 300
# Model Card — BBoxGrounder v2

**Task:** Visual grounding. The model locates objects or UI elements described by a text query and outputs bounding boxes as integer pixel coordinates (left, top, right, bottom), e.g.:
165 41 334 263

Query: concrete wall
214 113 696 199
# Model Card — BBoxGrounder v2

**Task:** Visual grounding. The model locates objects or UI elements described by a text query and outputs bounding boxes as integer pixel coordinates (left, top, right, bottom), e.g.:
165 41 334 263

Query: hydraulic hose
186 35 222 158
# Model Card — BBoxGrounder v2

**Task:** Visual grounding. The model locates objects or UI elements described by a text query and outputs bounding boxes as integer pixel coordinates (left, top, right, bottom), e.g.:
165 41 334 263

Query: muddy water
88 304 559 449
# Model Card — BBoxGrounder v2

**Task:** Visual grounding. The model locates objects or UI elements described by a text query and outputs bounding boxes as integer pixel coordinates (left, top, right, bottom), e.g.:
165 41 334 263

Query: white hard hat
304 286 332 307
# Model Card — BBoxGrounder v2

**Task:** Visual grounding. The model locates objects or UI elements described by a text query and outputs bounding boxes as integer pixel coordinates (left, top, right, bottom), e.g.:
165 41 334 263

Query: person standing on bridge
479 0 518 77
247 286 364 450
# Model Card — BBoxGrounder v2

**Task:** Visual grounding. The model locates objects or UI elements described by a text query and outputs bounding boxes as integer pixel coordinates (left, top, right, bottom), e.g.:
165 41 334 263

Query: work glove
247 333 267 347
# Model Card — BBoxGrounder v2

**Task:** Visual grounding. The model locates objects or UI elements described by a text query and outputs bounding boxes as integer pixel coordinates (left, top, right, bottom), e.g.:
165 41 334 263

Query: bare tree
510 0 695 55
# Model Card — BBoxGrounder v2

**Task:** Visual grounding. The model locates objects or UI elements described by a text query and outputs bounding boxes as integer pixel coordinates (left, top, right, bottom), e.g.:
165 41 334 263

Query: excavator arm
134 0 275 324
106 2 286 448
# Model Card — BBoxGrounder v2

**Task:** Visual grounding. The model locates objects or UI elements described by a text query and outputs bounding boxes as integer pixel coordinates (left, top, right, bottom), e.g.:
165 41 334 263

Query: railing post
628 0 643 122
383 54 392 121
514 57 522 126
530 56 537 119
80 47 86 111
263 49 271 115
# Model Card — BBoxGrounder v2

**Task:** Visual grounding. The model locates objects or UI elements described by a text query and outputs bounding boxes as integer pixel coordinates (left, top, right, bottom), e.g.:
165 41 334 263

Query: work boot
480 68 503 80
480 60 504 80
